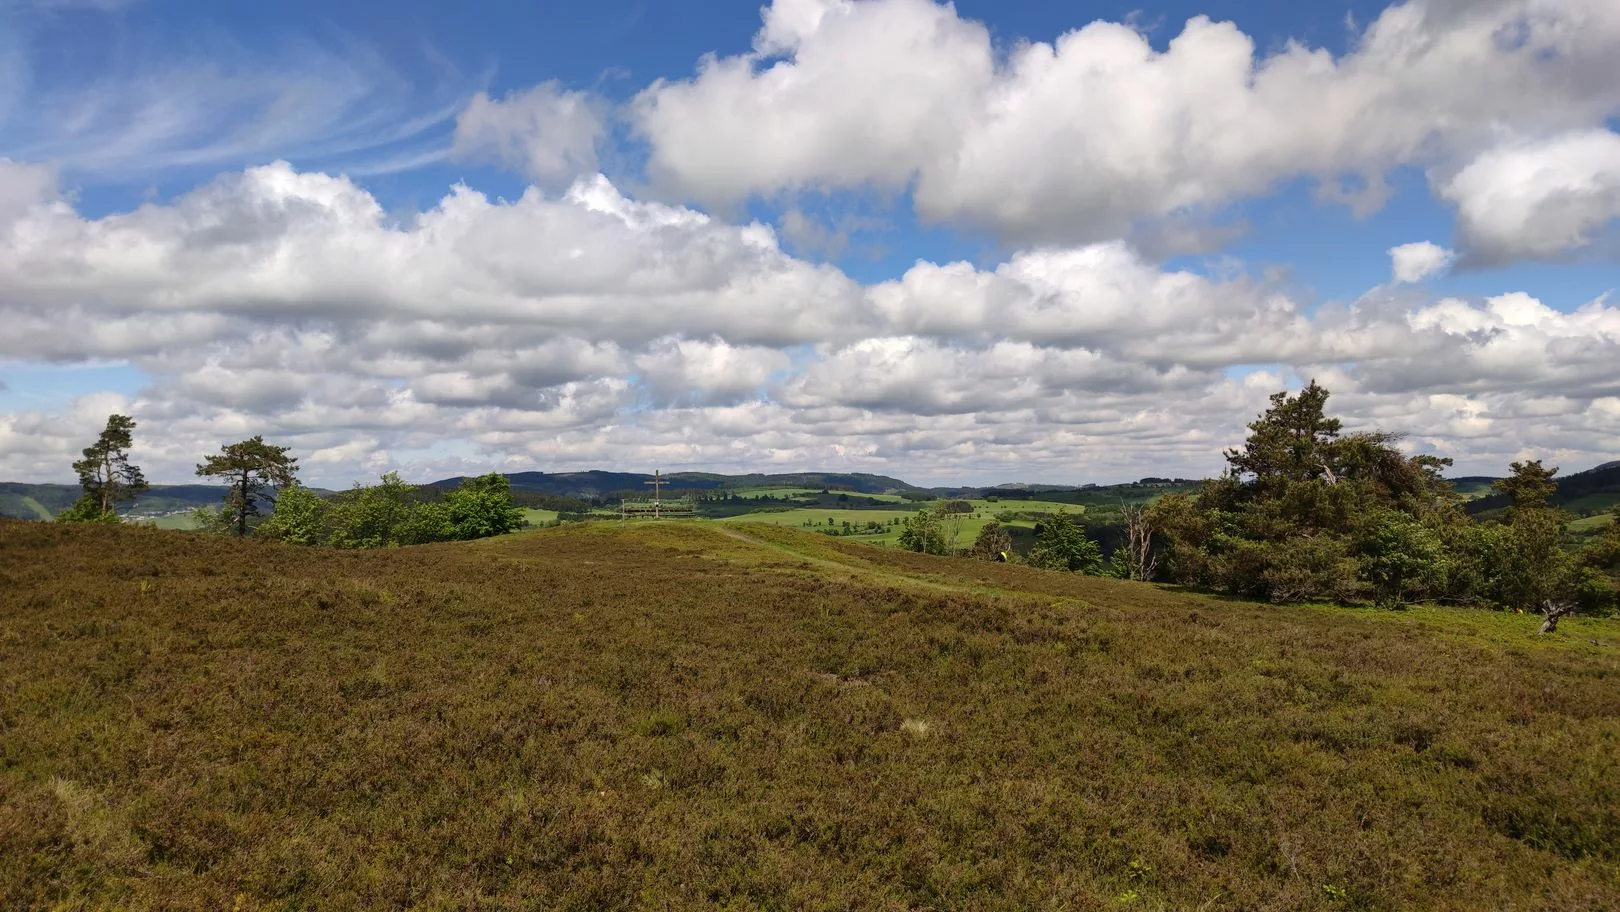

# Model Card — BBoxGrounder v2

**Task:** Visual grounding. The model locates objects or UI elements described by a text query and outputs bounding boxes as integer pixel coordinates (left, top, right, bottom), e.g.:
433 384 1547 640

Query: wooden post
644 470 664 518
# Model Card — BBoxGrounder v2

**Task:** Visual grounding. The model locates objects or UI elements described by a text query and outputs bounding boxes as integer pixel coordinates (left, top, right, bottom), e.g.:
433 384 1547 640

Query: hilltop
2 519 1616 909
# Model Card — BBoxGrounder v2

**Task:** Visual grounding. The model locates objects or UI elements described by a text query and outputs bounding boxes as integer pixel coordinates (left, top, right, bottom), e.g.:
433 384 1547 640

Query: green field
520 508 560 526
1571 512 1617 534
1565 493 1620 516
2 519 1617 909
723 487 912 504
717 507 1027 547
18 496 53 521
716 507 919 530
966 498 1086 515
718 500 1088 548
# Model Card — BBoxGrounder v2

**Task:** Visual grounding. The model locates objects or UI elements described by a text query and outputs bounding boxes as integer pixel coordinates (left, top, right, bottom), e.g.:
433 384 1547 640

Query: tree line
57 416 524 547
896 382 1620 631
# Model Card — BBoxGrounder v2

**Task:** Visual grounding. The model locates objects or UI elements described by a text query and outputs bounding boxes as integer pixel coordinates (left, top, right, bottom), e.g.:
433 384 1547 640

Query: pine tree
196 437 299 538
63 414 149 521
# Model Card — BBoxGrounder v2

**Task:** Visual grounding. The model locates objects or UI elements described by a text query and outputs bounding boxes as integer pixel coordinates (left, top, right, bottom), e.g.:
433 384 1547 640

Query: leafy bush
969 520 1012 561
254 483 330 545
256 472 525 549
54 496 123 525
1028 511 1103 574
439 473 526 541
897 508 949 555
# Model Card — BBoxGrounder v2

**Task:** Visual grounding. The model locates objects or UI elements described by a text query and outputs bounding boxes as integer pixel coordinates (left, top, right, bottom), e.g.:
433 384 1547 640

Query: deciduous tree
969 520 1012 561
898 508 948 555
1028 511 1103 574
440 472 526 541
254 483 330 545
1115 503 1158 581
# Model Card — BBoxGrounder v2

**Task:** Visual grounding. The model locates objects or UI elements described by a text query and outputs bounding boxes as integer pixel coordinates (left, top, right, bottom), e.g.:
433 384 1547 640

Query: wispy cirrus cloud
0 15 485 181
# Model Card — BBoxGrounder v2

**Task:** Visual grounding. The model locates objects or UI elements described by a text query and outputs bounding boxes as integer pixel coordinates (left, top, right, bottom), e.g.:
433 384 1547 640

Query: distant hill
1449 476 1501 500
12 461 1600 523
1465 462 1620 516
0 482 317 521
425 471 923 500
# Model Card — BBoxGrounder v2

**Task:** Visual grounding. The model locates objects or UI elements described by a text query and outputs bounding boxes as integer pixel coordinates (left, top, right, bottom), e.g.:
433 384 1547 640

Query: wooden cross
645 470 664 517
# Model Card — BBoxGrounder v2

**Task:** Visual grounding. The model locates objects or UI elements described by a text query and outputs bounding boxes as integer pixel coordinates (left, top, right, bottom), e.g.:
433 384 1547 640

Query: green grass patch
1565 492 1620 516
519 508 560 526
18 496 53 521
2 519 1617 909
966 498 1085 515
1570 512 1616 534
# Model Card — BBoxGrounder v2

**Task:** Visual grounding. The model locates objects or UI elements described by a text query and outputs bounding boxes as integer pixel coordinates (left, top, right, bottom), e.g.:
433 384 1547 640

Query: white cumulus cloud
1 161 1618 487
631 0 1620 248
1389 241 1454 283
1442 130 1620 264
452 82 606 186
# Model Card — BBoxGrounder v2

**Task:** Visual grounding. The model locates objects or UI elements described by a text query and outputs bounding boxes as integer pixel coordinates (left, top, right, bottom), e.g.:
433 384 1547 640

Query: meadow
724 488 909 503
519 508 560 526
715 500 1082 547
2 519 1617 910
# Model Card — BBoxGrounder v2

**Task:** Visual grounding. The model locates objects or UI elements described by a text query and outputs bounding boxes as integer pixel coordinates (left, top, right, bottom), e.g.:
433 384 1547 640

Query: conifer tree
62 414 149 522
196 437 299 538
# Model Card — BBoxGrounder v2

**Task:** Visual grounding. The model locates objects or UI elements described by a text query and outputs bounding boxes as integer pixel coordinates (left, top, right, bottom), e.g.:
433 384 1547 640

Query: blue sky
2 0 1618 485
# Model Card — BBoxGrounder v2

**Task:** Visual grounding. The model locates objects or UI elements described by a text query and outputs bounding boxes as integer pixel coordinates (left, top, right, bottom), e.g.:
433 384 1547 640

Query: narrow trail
710 523 1034 600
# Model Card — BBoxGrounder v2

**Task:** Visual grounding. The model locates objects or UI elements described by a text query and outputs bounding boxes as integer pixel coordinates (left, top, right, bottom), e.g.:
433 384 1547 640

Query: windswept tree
1223 380 1343 485
60 414 149 522
1489 461 1588 632
1151 381 1459 602
1494 459 1558 511
196 437 299 538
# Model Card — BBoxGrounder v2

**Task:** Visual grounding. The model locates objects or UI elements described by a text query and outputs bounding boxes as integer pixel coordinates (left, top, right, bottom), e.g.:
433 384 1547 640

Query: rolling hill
425 470 923 499
1 519 1616 908
1465 461 1620 517
0 482 233 522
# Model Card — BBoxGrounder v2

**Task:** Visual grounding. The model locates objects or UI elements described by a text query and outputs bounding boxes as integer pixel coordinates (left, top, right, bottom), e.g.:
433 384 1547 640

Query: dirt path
710 523 1017 598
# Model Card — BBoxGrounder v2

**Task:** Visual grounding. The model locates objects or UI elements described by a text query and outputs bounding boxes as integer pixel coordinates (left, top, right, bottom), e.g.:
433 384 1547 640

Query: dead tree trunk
1540 599 1576 634
1120 503 1158 582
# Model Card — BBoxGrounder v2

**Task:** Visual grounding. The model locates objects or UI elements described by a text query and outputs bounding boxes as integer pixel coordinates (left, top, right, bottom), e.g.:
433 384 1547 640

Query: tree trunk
101 451 112 515
1121 504 1158 581
237 470 250 538
1540 600 1575 634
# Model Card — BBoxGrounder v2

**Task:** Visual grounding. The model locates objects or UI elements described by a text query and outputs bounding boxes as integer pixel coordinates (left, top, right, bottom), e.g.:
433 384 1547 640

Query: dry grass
2 518 1618 911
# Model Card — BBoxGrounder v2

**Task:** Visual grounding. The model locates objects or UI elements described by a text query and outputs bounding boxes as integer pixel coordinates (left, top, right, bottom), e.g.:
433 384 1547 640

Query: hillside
426 470 923 499
1466 461 1620 517
0 482 235 522
2 520 1617 910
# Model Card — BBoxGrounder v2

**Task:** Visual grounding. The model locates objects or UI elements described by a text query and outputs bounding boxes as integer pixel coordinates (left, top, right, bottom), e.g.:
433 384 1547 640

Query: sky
1 0 1618 488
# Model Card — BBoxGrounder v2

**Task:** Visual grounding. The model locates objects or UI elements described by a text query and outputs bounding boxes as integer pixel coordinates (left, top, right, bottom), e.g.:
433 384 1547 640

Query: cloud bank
2 0 1619 487
1 159 1617 486
633 0 1620 252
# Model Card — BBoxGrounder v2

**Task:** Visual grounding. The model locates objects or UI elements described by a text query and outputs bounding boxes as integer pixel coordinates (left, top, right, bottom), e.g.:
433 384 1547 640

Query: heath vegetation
2 519 1618 910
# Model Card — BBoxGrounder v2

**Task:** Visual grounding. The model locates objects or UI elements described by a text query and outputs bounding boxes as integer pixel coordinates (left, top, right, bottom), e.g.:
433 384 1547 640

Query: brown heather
1 518 1618 911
